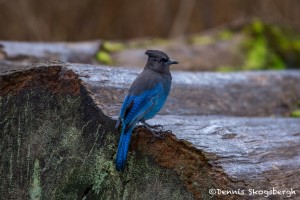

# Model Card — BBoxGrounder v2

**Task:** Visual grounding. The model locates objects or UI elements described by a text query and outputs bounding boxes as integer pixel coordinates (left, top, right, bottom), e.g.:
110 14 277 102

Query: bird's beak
167 59 179 65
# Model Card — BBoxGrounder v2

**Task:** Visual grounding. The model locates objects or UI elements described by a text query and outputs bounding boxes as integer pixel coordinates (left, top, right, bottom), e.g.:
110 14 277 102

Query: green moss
92 165 108 194
91 141 117 195
30 159 41 200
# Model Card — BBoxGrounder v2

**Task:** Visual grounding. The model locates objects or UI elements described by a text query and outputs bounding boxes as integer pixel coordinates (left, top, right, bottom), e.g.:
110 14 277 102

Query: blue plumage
115 50 178 171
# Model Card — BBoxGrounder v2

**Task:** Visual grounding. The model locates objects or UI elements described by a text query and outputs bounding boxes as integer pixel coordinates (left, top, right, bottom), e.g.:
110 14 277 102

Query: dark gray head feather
145 50 169 60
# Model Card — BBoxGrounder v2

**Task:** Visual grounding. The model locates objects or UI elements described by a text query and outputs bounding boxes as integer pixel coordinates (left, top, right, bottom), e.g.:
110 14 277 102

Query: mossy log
0 63 299 199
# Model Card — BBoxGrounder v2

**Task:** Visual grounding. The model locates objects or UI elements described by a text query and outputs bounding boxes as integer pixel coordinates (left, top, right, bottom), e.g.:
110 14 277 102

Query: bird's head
145 50 178 73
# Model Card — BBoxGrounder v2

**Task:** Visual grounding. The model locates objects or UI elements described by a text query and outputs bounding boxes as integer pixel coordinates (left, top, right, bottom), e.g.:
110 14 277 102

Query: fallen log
0 41 101 66
0 63 299 199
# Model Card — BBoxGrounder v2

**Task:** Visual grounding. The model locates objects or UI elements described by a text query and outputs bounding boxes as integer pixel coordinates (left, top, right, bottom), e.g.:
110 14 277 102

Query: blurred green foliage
243 20 283 70
102 41 125 52
242 19 300 70
290 109 300 117
290 101 300 118
217 19 300 72
190 35 215 46
96 41 125 65
190 29 233 46
95 20 300 70
217 65 236 72
217 30 233 41
96 51 113 65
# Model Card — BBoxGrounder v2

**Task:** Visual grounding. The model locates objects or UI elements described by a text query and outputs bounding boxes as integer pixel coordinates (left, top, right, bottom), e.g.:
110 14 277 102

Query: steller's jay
115 50 178 171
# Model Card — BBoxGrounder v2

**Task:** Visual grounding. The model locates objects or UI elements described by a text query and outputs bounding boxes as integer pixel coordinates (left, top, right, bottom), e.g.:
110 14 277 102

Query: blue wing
124 92 158 129
116 83 163 130
115 95 134 128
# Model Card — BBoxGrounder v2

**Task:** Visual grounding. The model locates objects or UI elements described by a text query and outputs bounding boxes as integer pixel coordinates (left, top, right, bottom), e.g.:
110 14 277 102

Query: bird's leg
141 120 163 130
140 120 164 138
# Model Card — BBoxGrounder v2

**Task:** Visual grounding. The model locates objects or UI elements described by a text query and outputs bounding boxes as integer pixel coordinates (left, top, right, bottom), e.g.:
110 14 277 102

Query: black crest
145 50 169 60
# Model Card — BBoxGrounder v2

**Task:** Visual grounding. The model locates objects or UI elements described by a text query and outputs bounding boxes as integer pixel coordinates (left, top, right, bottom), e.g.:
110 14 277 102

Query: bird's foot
141 121 171 142
151 129 166 138
141 121 163 131
150 124 164 130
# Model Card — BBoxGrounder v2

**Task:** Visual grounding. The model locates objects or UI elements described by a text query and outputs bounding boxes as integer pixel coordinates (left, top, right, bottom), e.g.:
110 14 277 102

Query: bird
115 50 178 171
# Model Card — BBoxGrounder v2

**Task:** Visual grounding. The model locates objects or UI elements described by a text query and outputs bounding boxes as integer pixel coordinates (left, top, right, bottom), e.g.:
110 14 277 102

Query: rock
0 63 299 199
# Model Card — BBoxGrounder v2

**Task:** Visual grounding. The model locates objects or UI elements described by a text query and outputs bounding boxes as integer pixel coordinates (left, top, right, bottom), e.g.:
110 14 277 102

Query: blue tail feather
115 126 134 171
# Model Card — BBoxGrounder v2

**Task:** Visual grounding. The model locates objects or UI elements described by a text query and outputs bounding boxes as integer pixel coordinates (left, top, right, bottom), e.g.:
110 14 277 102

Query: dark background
1 0 300 41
